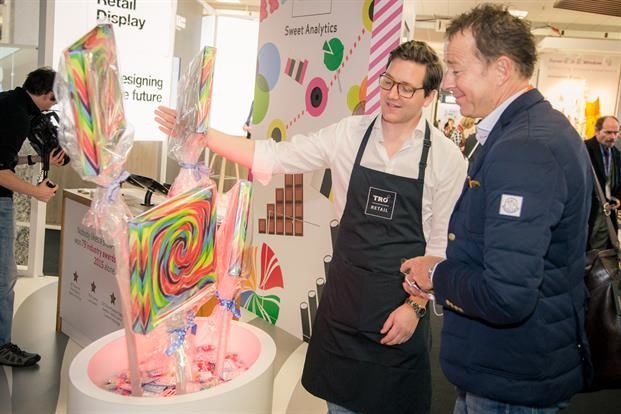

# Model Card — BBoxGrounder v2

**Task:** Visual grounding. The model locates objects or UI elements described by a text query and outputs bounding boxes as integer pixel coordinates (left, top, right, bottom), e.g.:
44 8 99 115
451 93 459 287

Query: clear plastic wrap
167 47 216 197
213 180 253 378
54 23 140 395
55 23 134 235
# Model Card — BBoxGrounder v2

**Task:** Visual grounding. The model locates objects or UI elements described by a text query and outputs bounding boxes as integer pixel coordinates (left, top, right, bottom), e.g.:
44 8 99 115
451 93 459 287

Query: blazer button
448 233 456 241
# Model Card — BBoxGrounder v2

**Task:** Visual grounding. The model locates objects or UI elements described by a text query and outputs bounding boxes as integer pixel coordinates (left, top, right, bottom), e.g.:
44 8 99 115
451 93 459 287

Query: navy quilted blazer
434 89 592 407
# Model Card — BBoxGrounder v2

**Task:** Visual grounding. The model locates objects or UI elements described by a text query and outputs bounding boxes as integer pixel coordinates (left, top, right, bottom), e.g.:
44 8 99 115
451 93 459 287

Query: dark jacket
0 87 41 197
462 133 480 169
584 136 621 239
434 89 591 407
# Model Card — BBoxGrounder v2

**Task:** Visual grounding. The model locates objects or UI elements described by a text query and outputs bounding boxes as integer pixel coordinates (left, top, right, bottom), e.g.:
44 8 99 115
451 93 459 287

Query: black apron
301 118 432 414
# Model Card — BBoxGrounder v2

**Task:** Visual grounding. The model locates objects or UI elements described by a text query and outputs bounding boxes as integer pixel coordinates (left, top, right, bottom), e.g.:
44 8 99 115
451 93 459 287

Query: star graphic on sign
110 293 116 305
91 282 96 293
73 271 79 282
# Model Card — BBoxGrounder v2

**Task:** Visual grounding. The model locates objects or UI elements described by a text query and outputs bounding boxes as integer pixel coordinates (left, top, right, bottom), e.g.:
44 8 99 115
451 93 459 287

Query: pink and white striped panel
365 0 404 115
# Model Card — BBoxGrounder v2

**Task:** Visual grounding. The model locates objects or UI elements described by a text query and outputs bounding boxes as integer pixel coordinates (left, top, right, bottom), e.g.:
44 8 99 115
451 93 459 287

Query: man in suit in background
585 115 621 250
401 4 592 413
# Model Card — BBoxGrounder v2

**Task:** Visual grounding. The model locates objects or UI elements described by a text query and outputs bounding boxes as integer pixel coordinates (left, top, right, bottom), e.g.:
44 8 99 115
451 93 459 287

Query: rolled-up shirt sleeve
251 122 341 185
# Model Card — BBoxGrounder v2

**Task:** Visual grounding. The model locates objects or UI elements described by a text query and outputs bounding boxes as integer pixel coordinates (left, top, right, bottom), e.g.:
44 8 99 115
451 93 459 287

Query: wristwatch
405 298 427 318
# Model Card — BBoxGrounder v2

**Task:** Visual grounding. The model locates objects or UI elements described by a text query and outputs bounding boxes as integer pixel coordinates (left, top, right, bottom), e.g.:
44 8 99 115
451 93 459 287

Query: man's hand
50 148 67 166
33 179 57 203
400 256 443 298
154 106 179 137
380 304 420 346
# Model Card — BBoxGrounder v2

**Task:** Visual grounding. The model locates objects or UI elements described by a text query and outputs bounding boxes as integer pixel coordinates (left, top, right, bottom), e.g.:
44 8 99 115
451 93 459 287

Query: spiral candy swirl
129 187 217 334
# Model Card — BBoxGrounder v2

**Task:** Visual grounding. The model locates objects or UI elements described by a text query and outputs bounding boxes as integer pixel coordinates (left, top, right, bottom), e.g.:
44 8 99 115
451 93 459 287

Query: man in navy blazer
585 116 621 250
401 4 592 413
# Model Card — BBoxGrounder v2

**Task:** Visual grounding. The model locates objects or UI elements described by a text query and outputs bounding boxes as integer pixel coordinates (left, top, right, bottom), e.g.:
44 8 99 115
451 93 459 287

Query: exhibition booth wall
5 0 621 334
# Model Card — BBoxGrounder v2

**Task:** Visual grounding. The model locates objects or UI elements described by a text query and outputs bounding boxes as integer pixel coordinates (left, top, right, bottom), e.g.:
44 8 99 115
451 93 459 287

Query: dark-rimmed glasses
379 73 425 98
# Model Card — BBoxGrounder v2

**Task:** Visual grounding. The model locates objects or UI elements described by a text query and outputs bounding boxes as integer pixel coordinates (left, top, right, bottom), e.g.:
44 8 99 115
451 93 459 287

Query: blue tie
604 148 611 177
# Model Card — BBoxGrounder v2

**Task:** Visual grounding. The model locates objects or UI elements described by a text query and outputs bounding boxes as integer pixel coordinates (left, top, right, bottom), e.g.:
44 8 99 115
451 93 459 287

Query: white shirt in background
252 114 467 257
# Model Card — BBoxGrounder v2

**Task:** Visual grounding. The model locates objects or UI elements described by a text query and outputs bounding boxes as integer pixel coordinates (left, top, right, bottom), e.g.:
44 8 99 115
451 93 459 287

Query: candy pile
102 345 248 397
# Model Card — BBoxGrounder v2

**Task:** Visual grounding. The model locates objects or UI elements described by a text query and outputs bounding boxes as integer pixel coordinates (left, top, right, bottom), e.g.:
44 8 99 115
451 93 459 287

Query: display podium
68 319 276 413
57 188 166 346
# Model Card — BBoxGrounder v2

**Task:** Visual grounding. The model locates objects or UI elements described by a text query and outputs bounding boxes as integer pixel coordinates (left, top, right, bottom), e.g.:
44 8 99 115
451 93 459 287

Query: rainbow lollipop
214 180 253 378
196 47 216 134
62 24 126 177
166 46 217 197
218 180 253 277
129 187 217 334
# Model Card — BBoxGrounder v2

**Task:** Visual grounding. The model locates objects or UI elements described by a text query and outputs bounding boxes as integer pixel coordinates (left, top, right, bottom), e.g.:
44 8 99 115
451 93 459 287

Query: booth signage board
245 0 404 339
59 194 122 347
51 0 176 140
538 53 621 138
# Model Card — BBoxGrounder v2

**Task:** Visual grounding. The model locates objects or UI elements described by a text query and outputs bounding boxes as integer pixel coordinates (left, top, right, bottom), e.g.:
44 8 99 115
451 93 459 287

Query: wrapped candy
129 186 218 335
57 23 129 180
167 47 217 197
54 23 139 395
55 23 134 238
216 180 253 278
213 180 253 378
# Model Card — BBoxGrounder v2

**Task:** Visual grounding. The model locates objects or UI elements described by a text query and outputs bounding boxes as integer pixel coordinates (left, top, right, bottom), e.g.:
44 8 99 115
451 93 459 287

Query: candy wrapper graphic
129 187 218 335
213 180 253 378
167 47 217 197
54 24 140 395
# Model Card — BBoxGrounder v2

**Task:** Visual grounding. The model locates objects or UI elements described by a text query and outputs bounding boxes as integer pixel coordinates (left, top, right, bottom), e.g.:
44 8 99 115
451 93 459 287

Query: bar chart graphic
258 173 304 236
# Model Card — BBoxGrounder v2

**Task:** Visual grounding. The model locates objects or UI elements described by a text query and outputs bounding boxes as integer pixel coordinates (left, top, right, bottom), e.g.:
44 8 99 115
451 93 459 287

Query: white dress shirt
476 88 528 146
252 114 467 257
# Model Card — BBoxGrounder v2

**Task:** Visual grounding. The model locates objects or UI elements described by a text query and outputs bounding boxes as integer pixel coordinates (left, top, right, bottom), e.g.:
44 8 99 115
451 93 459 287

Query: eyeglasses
379 73 425 98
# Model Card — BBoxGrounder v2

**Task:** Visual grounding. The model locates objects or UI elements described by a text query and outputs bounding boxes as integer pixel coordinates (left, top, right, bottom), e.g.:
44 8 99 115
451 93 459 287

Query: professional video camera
28 111 70 183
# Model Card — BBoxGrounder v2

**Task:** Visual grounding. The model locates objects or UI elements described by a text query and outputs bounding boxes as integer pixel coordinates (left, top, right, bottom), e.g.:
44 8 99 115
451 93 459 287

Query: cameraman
0 67 66 367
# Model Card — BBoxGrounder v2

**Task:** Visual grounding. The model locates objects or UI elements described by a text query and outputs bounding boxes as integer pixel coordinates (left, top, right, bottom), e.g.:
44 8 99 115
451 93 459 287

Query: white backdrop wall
51 0 177 140
203 15 259 136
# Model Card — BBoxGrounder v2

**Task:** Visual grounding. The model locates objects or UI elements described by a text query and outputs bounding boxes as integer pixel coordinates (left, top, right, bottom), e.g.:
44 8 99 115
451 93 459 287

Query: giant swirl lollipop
167 47 217 197
129 186 217 335
214 180 253 379
54 24 138 394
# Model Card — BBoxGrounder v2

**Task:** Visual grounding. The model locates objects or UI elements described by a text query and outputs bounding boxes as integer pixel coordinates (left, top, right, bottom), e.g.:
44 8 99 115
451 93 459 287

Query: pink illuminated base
69 318 275 413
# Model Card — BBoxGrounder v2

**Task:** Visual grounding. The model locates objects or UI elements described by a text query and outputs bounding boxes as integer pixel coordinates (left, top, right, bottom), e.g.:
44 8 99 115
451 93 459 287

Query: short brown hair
387 40 443 97
595 116 619 131
446 3 537 79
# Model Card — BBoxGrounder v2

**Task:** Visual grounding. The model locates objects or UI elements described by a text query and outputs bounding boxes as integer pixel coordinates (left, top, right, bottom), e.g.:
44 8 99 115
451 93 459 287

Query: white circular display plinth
68 319 276 413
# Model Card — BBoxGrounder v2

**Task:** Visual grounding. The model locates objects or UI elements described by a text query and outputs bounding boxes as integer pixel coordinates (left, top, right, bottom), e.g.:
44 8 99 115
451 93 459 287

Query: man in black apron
155 40 467 414
294 40 464 412
301 117 433 413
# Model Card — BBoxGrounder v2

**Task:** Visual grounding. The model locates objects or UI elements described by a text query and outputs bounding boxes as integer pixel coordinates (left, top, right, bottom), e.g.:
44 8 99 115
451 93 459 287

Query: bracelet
405 298 427 318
